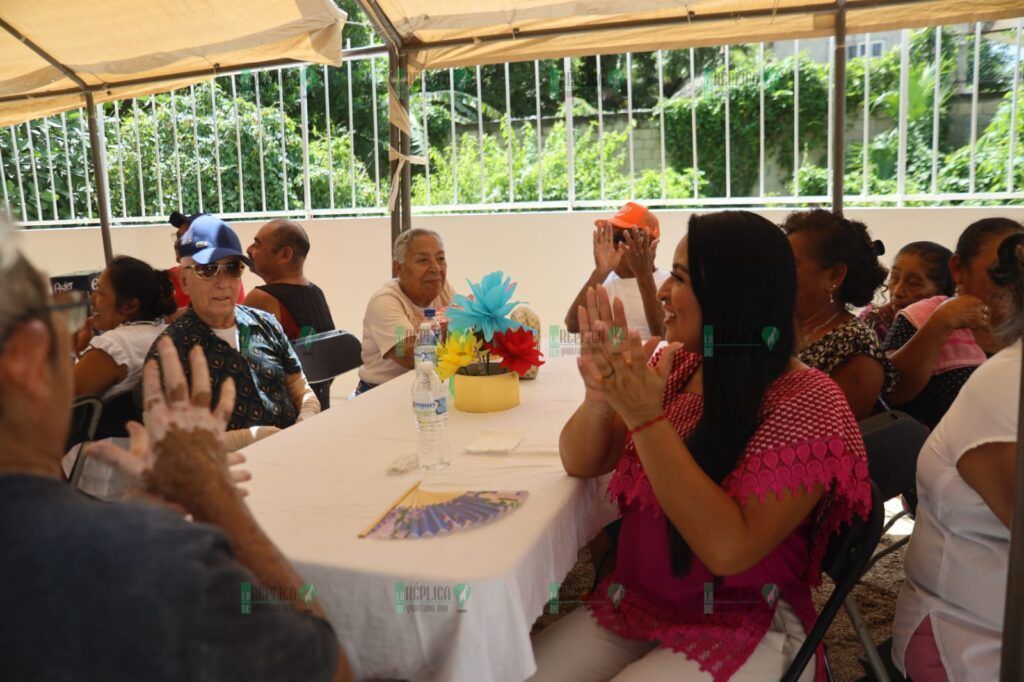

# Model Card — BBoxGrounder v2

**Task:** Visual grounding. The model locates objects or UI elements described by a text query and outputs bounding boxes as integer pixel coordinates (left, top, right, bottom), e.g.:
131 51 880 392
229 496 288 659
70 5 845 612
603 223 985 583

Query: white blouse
601 269 671 340
85 319 168 401
893 340 1021 682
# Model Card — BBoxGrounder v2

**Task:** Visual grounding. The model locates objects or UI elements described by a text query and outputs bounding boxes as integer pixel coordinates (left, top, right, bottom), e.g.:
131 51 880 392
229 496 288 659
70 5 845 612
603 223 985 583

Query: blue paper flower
447 271 523 341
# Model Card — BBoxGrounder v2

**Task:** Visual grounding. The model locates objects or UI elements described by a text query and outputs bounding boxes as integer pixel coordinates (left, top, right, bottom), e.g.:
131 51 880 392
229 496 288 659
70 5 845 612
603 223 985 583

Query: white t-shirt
601 269 671 340
359 279 454 386
85 320 168 401
212 326 240 351
893 340 1021 682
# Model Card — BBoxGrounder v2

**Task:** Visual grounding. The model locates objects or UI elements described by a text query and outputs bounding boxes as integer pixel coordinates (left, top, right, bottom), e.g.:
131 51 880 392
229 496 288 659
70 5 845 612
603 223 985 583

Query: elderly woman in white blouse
892 232 1024 682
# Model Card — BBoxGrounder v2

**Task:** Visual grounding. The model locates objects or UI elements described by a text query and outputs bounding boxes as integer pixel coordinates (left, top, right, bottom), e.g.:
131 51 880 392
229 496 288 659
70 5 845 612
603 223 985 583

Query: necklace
796 310 841 352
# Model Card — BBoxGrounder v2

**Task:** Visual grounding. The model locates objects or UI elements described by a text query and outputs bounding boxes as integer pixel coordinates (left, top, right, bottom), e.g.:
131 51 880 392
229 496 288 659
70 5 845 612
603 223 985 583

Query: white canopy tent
382 0 1024 71
0 0 346 262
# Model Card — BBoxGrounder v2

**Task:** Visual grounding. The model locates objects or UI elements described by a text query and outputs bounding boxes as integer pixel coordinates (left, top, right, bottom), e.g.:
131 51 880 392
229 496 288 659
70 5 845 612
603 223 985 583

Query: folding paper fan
359 481 529 539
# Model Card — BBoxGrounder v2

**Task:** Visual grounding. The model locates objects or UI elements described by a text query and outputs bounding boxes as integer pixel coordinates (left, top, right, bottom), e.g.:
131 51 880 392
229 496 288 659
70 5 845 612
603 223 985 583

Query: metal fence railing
2 18 1022 229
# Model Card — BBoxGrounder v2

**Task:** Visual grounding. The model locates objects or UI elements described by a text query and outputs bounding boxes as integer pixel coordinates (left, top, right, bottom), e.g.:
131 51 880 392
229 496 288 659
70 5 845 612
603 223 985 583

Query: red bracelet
628 413 667 436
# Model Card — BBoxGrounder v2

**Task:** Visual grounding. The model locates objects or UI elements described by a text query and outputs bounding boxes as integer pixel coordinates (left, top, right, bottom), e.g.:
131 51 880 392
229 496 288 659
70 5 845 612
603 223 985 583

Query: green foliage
937 91 1024 200
662 52 829 197
410 116 704 206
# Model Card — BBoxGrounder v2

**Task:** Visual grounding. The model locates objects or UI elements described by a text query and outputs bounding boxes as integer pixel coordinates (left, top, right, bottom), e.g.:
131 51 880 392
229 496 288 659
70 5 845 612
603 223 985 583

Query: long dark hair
107 256 177 321
669 211 797 575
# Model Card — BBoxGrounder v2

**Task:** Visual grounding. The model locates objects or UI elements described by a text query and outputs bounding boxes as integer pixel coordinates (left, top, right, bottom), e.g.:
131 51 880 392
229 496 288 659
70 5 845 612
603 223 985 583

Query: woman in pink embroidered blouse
530 211 872 682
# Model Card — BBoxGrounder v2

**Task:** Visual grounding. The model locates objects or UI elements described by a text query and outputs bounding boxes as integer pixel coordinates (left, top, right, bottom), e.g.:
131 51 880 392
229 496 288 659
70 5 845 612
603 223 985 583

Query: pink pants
904 617 949 682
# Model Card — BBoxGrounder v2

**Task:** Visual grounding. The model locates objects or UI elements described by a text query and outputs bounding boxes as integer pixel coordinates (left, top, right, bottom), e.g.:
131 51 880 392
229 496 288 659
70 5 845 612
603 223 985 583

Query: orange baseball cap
608 202 660 239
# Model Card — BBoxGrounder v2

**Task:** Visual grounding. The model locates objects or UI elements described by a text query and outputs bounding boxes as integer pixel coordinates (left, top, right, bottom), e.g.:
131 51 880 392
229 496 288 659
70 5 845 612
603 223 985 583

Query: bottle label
435 396 447 415
413 399 435 413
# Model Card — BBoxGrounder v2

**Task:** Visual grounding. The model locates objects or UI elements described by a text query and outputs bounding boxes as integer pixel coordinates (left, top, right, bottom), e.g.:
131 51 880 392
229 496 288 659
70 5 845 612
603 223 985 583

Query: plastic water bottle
411 361 451 471
414 309 441 369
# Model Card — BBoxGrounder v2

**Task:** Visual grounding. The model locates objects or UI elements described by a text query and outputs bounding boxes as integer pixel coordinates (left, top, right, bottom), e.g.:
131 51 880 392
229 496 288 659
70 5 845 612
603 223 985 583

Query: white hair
0 215 50 355
393 229 444 264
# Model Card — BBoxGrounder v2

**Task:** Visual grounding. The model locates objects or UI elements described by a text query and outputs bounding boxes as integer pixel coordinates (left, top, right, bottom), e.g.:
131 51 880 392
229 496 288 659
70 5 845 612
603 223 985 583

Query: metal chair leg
881 510 907 535
844 594 891 682
866 536 910 573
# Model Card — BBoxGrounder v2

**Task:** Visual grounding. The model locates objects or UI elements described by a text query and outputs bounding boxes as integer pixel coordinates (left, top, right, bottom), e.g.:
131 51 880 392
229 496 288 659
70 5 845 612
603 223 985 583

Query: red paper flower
488 327 545 377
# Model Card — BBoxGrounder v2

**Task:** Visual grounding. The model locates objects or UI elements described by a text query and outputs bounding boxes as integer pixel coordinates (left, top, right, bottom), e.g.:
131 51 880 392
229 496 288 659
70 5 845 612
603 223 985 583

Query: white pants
529 599 815 682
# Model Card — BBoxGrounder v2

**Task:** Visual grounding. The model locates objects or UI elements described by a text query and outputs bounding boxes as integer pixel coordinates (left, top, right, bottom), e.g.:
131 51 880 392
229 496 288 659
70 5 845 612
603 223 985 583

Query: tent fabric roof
0 0 346 127
364 0 1024 71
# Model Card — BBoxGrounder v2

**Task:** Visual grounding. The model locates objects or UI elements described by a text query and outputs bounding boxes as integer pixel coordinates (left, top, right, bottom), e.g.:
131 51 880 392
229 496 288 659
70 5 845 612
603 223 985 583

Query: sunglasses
184 261 246 279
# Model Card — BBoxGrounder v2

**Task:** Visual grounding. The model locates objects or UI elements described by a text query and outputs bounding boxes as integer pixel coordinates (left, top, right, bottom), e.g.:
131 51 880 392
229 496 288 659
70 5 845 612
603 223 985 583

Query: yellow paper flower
436 331 482 380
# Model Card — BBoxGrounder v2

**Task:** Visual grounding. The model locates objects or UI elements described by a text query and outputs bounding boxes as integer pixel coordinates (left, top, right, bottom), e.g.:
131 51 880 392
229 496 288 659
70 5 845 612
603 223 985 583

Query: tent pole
831 0 846 215
388 51 402 247
85 93 114 265
399 53 412 232
1000 355 1024 680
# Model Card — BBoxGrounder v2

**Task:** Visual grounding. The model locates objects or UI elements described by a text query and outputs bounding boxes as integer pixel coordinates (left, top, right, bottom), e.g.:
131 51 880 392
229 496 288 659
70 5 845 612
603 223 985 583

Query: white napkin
464 430 525 454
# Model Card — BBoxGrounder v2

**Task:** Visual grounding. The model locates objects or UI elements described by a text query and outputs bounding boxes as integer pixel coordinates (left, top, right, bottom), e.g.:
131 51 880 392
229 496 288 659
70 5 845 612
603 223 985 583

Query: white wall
16 206 1024 394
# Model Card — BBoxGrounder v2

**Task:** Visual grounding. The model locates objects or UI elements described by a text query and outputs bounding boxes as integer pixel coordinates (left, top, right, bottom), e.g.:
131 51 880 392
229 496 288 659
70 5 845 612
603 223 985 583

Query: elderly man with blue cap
147 216 319 448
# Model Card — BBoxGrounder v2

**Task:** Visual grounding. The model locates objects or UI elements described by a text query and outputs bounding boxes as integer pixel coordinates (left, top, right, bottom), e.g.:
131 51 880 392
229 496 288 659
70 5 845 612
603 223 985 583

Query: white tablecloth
243 356 619 682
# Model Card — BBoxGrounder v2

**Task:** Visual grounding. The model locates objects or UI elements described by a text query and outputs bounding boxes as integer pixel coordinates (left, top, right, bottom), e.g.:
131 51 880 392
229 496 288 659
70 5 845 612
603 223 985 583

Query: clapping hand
593 221 624 277
577 286 682 429
621 228 659 278
87 338 252 508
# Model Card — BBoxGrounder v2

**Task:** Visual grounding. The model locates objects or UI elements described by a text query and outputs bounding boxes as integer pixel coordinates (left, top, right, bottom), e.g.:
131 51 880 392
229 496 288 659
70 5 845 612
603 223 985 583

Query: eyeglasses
0 290 91 351
51 290 92 332
184 261 246 279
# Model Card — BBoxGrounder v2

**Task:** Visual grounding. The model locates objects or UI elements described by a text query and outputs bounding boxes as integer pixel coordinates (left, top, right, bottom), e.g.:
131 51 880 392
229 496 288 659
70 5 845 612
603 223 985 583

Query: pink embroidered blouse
587 350 872 681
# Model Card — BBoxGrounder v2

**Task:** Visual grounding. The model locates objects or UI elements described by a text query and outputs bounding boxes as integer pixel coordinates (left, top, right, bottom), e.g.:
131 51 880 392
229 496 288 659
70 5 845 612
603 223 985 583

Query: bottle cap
424 308 436 317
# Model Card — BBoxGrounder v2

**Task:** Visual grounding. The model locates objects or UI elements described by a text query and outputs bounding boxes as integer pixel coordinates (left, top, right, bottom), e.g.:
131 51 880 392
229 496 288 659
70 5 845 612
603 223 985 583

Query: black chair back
781 482 886 682
859 410 930 509
65 395 102 451
292 330 362 410
292 329 362 383
94 391 140 440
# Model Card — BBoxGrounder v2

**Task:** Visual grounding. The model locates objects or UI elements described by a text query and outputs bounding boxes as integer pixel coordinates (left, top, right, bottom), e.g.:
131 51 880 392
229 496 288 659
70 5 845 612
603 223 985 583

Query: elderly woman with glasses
146 216 319 449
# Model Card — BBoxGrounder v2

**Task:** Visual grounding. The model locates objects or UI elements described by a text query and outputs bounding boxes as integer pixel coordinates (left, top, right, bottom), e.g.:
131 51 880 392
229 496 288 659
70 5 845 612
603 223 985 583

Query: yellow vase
452 365 520 412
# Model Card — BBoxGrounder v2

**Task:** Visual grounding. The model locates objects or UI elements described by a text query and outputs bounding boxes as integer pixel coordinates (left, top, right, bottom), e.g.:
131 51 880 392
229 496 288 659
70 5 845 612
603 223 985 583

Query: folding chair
859 410 930 570
64 395 102 484
781 482 885 682
291 329 362 410
849 411 930 682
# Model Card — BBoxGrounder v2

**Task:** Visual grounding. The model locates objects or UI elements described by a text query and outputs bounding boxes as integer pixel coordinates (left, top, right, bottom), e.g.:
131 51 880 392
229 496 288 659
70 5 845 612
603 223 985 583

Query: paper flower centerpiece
442 271 544 380
436 330 482 381
489 327 545 377
446 271 522 342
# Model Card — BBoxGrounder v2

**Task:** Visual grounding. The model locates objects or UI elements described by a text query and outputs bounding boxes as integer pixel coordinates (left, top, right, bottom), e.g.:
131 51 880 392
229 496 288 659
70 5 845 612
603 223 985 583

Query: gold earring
829 285 836 304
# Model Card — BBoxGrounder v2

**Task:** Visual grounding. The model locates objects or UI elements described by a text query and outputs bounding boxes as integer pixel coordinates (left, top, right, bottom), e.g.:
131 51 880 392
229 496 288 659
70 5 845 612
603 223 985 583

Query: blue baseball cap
178 215 252 266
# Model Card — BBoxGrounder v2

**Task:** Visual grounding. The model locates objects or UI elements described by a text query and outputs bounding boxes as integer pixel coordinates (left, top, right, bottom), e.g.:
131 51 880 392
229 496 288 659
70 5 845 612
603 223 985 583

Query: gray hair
0 216 51 356
393 229 444 264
